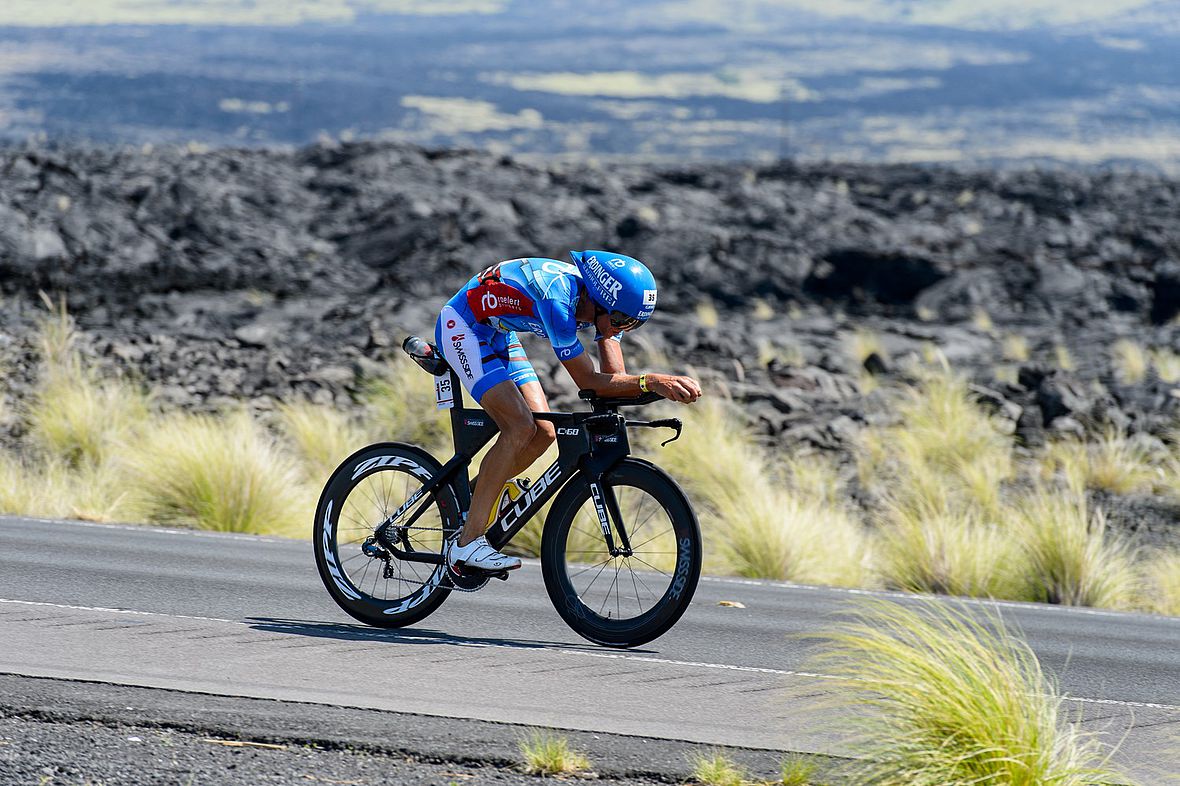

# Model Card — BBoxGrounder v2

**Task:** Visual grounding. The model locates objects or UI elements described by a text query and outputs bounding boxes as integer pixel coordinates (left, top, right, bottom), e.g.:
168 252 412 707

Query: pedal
491 570 510 581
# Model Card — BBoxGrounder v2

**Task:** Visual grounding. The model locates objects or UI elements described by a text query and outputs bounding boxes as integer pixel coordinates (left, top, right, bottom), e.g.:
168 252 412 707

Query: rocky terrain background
1 140 1179 545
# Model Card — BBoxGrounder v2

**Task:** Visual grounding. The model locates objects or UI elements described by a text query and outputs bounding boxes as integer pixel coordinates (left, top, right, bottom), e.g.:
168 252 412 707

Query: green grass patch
812 599 1125 786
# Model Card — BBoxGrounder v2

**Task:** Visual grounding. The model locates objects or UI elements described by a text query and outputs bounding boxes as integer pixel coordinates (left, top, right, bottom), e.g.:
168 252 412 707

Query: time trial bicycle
313 336 702 648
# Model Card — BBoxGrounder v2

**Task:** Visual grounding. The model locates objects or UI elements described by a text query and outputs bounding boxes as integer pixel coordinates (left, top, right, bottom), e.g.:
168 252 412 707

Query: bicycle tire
313 442 459 628
540 458 701 648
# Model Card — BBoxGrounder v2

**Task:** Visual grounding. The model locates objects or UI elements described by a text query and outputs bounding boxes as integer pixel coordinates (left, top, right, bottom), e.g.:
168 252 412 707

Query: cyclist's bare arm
597 336 626 374
561 352 702 404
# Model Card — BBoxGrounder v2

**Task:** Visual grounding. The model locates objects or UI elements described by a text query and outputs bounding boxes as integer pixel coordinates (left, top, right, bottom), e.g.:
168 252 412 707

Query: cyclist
435 250 702 576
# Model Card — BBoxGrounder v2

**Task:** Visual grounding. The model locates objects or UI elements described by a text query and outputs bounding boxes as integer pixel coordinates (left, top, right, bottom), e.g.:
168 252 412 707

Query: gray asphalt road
1 516 1177 781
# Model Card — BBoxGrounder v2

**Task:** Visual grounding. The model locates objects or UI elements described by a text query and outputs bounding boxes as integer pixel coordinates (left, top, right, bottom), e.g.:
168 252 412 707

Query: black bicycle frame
374 367 659 565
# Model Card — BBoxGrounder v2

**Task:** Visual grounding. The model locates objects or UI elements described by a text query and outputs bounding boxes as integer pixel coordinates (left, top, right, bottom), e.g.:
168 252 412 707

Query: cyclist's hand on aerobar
649 373 702 404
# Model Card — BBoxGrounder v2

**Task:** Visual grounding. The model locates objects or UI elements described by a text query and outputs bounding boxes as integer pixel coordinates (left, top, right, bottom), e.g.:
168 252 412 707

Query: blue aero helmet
569 250 658 331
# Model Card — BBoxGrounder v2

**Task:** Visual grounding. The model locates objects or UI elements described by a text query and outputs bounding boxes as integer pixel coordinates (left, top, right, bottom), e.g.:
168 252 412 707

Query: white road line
3 597 1177 713
8 516 1178 625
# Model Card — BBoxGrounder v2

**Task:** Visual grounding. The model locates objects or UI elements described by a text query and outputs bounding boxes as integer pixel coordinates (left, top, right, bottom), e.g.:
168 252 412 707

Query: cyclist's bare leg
461 380 537 547
469 382 554 491
510 381 556 474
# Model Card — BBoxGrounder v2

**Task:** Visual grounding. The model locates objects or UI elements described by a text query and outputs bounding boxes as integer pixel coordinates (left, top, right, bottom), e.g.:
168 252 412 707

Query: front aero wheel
314 442 459 628
541 458 701 648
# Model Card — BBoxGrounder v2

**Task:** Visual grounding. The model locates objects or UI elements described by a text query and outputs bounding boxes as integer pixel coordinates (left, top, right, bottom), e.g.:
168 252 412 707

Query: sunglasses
608 310 645 332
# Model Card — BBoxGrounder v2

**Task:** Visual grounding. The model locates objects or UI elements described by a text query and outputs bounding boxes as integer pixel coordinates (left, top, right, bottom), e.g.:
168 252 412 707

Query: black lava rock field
1 140 1179 482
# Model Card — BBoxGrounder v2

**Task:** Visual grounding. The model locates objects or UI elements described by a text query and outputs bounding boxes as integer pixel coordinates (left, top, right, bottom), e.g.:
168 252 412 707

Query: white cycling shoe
446 535 522 572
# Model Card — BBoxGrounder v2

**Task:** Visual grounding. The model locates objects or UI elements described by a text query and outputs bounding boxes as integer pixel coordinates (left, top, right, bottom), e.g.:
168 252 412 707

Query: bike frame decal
589 482 613 539
497 461 564 534
384 486 426 527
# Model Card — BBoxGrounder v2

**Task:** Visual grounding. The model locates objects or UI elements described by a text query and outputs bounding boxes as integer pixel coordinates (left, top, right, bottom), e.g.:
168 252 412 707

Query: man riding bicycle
435 250 703 576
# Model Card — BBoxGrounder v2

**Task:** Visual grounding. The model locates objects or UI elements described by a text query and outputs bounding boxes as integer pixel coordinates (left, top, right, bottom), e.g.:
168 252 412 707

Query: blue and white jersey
444 257 617 362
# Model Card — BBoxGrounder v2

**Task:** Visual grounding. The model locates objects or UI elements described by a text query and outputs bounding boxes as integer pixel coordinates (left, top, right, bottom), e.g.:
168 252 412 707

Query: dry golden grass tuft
1151 347 1180 383
1112 339 1148 383
124 411 312 536
696 297 721 329
1138 549 1180 616
813 599 1125 786
29 376 149 467
0 452 131 522
861 371 1023 596
363 358 452 454
1012 490 1138 609
28 298 149 466
518 729 591 776
751 298 775 321
662 398 870 585
1002 333 1030 362
1054 344 1075 371
690 752 748 786
972 307 995 334
1042 434 1161 496
278 399 374 480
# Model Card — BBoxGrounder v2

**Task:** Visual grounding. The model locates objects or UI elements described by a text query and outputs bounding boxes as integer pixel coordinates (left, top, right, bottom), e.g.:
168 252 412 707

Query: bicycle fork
589 479 633 557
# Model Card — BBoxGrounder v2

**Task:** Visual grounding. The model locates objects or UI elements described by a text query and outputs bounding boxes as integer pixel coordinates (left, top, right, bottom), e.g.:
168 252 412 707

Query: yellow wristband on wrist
638 374 650 393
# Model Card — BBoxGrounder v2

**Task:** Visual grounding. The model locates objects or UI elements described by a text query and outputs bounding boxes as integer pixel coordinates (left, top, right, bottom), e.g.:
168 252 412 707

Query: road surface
1 516 1176 781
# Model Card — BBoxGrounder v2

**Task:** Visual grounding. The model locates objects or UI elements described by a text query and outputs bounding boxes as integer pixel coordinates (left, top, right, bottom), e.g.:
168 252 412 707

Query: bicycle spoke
626 561 662 601
569 557 613 579
626 562 646 613
598 561 621 617
628 555 671 577
630 528 674 552
579 559 613 597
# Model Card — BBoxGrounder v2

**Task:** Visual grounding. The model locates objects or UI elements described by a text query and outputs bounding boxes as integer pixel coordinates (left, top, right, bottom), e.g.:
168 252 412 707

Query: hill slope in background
0 0 1177 169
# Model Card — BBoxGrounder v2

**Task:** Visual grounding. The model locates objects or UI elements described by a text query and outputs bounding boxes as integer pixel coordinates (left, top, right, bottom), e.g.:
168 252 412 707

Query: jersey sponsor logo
559 346 575 358
450 333 474 379
583 255 623 307
468 279 535 321
540 260 574 276
446 319 456 329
